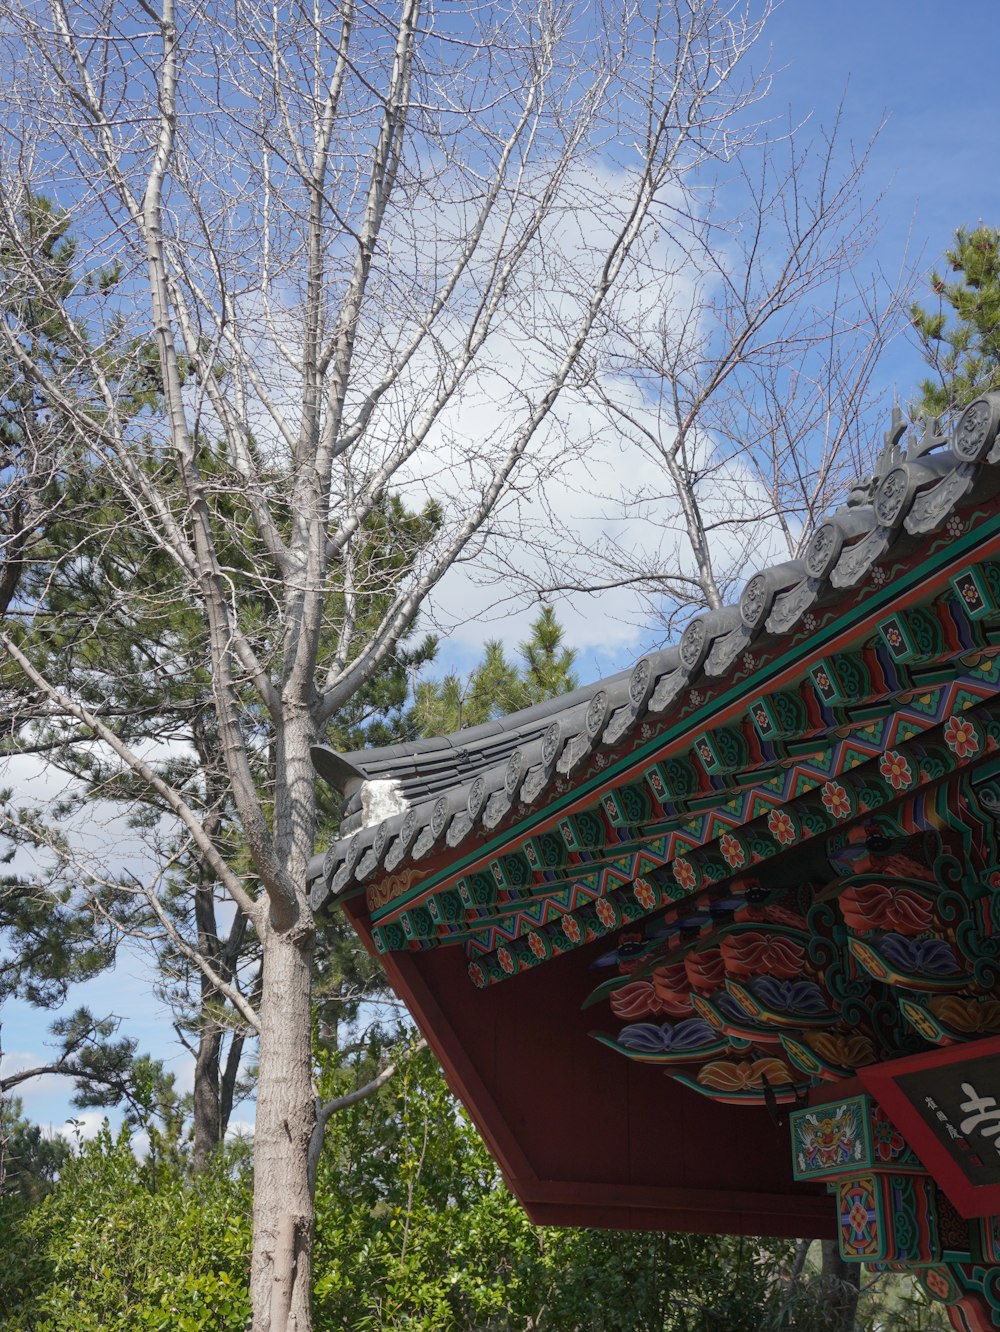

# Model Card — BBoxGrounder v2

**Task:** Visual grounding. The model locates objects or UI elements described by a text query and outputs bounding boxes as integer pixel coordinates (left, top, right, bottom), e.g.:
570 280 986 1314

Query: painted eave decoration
309 396 1000 1298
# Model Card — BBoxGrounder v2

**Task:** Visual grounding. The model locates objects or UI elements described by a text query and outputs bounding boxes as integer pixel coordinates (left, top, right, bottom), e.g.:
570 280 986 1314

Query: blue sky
6 0 1000 1140
767 0 1000 335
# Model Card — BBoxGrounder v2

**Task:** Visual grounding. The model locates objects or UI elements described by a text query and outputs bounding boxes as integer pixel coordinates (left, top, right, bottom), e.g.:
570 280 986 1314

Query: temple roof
309 392 1000 1241
311 396 1000 910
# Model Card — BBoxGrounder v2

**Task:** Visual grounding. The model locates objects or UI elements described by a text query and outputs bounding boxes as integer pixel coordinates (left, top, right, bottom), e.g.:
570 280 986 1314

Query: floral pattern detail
767 808 796 846
596 897 619 928
742 653 756 672
684 948 725 991
821 781 853 819
750 976 830 1016
879 750 913 790
944 714 980 759
651 962 695 1014
872 1106 906 1163
872 566 888 586
696 1056 795 1092
719 834 746 868
688 690 704 707
618 1017 717 1054
562 915 582 944
924 1268 952 1301
947 515 964 538
813 666 833 696
527 931 547 959
803 613 818 633
633 879 656 909
848 1197 873 1234
879 933 961 976
673 858 697 891
468 962 486 988
497 946 515 974
610 980 662 1020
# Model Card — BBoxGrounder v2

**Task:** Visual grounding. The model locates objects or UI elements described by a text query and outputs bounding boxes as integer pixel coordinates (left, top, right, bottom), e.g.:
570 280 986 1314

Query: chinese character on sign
958 1083 1000 1156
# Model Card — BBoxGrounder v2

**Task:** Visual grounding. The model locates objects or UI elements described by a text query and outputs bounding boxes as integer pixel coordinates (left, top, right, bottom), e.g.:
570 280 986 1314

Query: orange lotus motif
739 903 809 930
720 931 806 979
839 882 935 936
684 948 725 992
651 962 695 1014
928 994 1000 1034
696 1056 795 1092
609 980 664 1020
801 1031 877 1069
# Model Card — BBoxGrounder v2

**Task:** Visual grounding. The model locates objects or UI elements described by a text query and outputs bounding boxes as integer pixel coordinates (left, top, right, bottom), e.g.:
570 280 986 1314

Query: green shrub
0 1124 252 1331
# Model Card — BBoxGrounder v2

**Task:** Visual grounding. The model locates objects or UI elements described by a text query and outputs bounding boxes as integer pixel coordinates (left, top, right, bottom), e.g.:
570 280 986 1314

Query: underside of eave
340 891 836 1238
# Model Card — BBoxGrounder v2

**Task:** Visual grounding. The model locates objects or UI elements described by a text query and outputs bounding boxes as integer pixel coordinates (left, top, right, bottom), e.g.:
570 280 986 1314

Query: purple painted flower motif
618 1022 670 1052
715 992 747 1021
879 933 961 976
666 1018 717 1050
752 976 830 1016
617 1019 717 1052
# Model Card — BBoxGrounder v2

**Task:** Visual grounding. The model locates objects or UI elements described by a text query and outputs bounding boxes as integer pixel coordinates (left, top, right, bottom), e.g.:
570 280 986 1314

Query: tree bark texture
252 926 317 1331
817 1240 860 1332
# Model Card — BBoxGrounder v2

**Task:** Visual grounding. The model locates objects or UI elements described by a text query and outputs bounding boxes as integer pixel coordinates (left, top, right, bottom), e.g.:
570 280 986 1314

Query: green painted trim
372 512 1000 919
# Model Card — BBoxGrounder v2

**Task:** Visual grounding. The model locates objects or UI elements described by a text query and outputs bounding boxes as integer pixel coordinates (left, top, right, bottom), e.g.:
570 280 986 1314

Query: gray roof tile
310 394 1000 911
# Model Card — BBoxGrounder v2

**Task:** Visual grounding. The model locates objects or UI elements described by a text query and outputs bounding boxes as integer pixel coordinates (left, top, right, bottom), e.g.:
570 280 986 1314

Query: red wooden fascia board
513 1179 835 1238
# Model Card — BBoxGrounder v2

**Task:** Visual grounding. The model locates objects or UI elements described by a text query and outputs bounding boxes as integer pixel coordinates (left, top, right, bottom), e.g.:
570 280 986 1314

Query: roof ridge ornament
876 405 908 477
954 393 1000 463
906 415 948 462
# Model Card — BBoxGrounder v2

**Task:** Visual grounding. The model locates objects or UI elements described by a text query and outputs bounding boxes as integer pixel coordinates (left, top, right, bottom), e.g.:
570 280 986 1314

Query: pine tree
415 606 578 735
910 225 1000 423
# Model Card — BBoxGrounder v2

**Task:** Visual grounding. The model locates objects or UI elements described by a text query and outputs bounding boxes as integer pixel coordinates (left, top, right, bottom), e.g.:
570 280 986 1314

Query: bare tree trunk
0 1020 6 1196
192 1025 223 1168
220 1030 246 1139
818 1240 860 1332
253 927 317 1331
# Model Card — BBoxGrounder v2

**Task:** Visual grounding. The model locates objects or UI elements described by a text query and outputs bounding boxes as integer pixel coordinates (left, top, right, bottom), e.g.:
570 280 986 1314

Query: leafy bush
312 1044 795 1331
0 1047 953 1332
0 1124 252 1331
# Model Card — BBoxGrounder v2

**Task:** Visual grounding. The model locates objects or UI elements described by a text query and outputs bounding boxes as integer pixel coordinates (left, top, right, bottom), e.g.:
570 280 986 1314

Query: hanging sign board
860 1035 1000 1218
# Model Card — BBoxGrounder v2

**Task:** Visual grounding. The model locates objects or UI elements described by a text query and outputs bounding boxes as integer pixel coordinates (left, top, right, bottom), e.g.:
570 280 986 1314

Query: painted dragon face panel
797 1104 859 1171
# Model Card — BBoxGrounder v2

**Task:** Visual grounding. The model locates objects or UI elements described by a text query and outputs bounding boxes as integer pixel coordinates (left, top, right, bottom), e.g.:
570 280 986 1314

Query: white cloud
51 1109 108 1143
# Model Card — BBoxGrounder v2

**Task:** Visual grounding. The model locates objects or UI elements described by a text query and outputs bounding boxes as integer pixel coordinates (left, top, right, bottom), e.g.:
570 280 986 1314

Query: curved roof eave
310 396 1000 910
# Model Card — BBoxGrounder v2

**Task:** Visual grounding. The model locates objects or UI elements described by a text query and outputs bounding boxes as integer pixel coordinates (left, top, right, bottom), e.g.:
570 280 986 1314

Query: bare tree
531 110 908 633
0 0 891 1325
